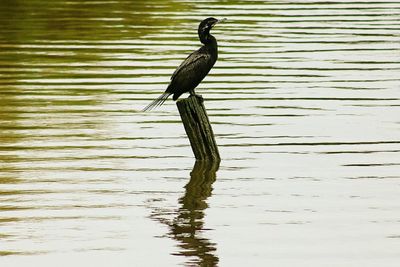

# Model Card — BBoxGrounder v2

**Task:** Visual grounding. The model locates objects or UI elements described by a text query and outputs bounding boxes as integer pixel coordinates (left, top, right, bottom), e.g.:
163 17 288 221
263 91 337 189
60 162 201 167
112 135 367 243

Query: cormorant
142 17 225 111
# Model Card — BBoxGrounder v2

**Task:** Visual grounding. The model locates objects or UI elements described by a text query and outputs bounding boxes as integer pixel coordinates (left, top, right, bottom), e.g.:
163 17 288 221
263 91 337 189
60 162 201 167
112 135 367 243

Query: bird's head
198 17 226 43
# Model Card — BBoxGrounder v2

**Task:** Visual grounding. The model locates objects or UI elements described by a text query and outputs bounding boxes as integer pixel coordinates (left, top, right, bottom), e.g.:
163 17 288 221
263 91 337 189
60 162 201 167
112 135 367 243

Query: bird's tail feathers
142 92 171 112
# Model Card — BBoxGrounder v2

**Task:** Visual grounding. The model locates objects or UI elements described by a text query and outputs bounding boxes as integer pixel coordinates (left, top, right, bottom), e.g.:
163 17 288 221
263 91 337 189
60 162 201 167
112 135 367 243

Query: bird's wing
170 51 211 81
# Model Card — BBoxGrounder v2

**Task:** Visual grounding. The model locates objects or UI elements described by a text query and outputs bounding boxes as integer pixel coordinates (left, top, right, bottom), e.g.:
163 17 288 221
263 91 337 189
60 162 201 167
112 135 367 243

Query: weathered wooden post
176 95 220 161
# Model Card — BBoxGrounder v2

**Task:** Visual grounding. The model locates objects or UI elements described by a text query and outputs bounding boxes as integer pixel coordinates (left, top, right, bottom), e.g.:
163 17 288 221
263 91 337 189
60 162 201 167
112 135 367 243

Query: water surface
1 0 400 266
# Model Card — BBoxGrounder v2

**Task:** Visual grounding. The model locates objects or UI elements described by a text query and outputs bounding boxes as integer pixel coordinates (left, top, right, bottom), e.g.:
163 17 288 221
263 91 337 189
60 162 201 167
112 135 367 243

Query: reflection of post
171 160 220 266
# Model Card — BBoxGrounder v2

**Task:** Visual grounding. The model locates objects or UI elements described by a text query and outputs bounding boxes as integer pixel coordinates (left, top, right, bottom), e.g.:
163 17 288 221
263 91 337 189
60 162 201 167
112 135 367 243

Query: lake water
1 0 400 266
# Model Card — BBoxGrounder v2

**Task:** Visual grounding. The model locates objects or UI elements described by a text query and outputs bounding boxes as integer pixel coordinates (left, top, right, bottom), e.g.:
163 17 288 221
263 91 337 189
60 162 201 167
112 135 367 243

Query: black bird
143 17 225 111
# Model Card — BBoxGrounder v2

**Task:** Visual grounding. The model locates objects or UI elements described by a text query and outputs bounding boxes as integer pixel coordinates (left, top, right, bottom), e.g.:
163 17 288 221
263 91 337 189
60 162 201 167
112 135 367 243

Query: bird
142 17 225 111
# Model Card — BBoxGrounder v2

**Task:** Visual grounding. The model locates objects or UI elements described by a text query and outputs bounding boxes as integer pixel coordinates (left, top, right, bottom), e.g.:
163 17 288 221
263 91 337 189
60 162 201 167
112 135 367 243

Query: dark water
1 0 400 266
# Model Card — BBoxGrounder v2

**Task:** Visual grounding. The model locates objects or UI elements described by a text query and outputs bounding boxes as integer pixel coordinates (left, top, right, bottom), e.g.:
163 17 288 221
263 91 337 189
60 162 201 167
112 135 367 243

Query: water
1 0 400 266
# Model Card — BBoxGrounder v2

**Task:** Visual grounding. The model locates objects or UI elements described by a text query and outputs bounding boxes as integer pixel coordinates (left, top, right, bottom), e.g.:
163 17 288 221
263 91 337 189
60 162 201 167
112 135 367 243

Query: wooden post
176 95 220 161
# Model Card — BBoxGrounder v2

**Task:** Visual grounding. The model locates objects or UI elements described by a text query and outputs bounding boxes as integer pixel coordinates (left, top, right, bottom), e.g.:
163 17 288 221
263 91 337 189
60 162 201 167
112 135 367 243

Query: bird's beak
213 18 227 27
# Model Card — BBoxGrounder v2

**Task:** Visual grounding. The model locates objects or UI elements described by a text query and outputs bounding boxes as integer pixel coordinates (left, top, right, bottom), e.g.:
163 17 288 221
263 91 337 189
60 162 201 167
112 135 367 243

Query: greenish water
1 0 400 266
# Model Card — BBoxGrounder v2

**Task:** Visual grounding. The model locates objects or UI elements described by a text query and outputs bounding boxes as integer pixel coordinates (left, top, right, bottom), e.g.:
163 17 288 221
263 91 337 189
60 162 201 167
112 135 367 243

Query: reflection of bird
143 17 225 111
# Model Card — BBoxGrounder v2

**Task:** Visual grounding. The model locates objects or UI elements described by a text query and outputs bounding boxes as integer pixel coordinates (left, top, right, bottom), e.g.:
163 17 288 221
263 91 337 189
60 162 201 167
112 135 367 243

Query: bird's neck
200 31 216 44
201 34 218 57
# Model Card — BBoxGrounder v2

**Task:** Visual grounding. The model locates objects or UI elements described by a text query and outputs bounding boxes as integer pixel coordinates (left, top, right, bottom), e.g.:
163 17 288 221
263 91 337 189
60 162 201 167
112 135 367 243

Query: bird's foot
192 94 203 103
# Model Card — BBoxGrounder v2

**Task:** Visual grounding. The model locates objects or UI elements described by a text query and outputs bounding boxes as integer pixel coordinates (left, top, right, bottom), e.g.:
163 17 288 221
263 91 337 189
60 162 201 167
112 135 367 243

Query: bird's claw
191 94 204 103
